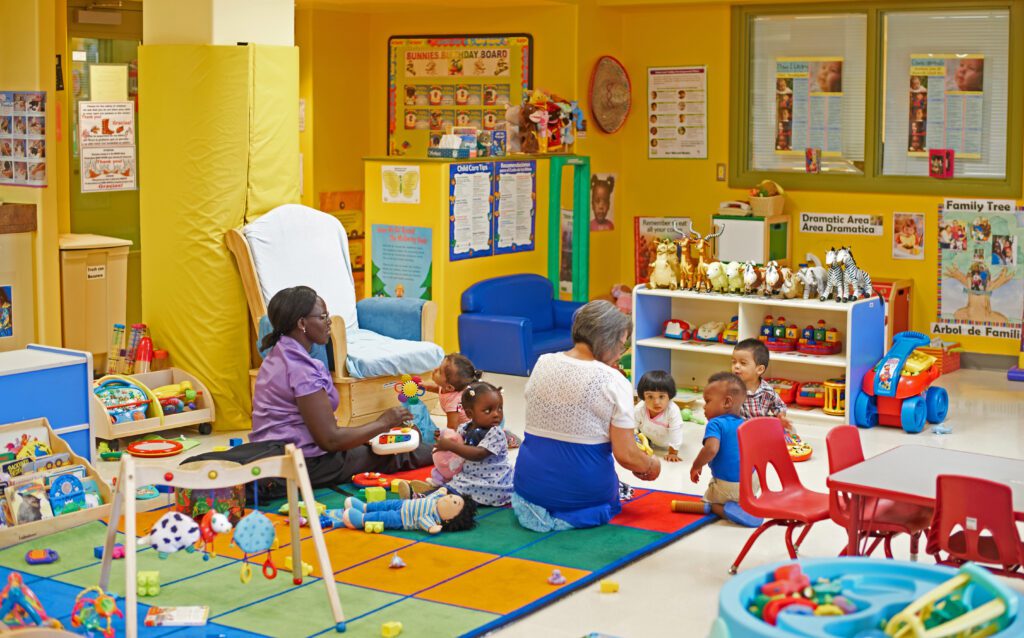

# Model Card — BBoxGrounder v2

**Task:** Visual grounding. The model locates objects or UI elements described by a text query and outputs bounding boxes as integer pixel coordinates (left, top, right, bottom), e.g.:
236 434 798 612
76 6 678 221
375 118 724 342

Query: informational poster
799 213 883 236
634 216 692 284
908 54 983 158
388 35 532 157
381 165 420 204
494 160 535 254
0 285 12 339
647 66 707 159
88 64 128 102
893 212 925 260
78 101 136 192
774 57 843 155
590 174 616 232
559 208 574 295
370 225 433 300
449 162 493 261
0 91 46 187
935 198 1023 339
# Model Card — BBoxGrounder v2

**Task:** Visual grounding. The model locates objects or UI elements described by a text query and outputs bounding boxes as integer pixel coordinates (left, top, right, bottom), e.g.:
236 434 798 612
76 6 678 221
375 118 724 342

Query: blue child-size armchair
459 274 583 376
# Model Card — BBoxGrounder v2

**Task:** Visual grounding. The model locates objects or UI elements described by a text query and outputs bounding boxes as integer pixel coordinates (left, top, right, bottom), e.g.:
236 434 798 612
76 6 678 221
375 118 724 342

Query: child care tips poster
774 58 843 155
935 198 1023 340
908 54 983 158
371 225 432 300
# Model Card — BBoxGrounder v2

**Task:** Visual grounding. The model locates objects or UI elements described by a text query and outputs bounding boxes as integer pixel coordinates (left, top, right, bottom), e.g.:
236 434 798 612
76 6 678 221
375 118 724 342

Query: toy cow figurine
724 261 745 293
762 261 786 297
647 238 679 290
705 261 728 292
141 511 201 559
742 261 764 295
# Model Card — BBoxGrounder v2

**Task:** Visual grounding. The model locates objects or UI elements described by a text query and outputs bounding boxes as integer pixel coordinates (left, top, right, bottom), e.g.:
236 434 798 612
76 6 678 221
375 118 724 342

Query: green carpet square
216 581 401 637
56 549 235 597
510 524 665 571
411 509 546 554
345 597 498 638
0 521 120 578
381 506 502 542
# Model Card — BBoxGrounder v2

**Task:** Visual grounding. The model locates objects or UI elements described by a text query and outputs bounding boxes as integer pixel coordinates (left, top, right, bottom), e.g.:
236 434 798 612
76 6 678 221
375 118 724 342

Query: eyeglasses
307 312 331 323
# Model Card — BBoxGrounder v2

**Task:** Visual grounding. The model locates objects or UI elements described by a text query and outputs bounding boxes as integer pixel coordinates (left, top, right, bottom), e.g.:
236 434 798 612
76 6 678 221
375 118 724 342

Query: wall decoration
381 165 420 204
935 198 1023 339
647 66 707 159
908 54 983 158
449 162 493 261
590 56 631 134
774 57 843 156
590 173 615 232
0 285 12 339
493 160 535 254
78 101 136 192
388 35 532 157
559 208 574 296
798 212 883 236
893 212 925 260
0 91 46 187
370 225 432 300
634 216 692 285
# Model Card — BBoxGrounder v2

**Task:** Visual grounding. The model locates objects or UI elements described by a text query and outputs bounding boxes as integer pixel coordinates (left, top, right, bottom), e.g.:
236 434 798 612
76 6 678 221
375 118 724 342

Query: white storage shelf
632 287 885 426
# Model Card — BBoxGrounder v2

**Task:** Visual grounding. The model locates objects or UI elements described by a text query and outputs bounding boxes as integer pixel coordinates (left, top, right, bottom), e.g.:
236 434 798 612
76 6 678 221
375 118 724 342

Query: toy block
381 621 403 637
364 521 384 534
229 437 243 447
94 544 125 560
137 570 160 597
365 486 387 503
599 579 619 593
284 556 314 577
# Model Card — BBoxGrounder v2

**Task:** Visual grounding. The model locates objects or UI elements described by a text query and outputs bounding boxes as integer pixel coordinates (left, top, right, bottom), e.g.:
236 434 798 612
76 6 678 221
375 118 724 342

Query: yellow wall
0 0 63 347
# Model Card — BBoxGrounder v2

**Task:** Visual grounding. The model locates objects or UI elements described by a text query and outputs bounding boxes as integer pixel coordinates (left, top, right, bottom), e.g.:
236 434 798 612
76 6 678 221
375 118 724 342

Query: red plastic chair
730 417 830 574
826 425 932 560
926 475 1024 579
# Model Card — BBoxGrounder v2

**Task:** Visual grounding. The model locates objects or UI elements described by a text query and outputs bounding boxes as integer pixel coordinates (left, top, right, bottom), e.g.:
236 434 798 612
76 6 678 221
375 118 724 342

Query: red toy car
855 331 949 433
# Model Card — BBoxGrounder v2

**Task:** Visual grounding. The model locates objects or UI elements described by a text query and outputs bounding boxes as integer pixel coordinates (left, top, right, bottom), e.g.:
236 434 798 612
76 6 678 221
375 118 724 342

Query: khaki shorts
704 478 741 505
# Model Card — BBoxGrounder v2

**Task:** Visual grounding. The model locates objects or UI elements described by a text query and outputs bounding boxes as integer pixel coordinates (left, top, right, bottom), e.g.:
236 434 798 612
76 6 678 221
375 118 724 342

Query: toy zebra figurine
836 246 872 300
819 247 846 302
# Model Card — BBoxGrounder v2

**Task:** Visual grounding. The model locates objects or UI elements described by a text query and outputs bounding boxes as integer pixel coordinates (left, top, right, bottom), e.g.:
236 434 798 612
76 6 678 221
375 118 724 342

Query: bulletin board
388 34 533 157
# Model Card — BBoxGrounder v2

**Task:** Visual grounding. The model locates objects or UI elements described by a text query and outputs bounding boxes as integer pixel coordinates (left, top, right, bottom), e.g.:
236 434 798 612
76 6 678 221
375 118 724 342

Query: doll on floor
330 488 477 534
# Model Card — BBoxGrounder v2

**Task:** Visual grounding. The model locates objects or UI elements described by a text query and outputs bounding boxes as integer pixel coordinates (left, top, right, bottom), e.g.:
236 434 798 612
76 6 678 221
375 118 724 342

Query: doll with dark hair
332 488 477 534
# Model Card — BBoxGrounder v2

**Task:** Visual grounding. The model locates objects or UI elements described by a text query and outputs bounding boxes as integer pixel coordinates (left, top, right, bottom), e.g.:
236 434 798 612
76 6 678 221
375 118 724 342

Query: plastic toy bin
59 233 132 373
710 558 1024 637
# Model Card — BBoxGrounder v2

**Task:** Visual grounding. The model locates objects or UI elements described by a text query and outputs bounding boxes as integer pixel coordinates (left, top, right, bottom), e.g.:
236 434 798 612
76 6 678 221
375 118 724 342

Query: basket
750 195 784 216
917 344 961 375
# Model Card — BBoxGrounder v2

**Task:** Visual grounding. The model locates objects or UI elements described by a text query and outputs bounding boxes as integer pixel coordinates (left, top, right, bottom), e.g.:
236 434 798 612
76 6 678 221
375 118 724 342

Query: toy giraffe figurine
673 222 699 289
692 224 726 292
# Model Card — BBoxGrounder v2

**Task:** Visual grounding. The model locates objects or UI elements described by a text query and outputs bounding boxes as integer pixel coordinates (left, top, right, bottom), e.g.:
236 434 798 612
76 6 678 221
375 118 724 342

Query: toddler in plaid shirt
731 339 796 435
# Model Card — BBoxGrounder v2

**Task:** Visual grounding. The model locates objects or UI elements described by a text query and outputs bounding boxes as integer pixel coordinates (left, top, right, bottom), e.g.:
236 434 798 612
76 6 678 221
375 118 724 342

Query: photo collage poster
647 66 708 159
0 92 46 187
774 58 843 156
908 54 984 159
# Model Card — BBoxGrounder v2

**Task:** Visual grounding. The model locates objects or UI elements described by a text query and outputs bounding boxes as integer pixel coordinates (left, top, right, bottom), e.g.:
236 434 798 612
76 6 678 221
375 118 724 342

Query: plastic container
151 350 169 372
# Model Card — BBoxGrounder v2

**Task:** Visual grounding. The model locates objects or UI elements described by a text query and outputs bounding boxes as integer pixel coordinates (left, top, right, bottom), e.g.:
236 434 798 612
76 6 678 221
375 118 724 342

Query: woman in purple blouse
250 286 433 487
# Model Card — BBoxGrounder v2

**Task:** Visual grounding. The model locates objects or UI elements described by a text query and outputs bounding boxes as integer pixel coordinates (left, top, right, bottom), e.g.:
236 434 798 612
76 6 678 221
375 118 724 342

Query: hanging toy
196 511 233 561
70 587 122 638
233 510 279 583
140 511 201 558
393 374 426 405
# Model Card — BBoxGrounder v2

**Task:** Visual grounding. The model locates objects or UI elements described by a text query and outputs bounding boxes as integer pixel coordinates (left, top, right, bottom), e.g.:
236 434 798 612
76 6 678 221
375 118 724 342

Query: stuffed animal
519 103 542 154
648 239 679 290
431 429 464 482
505 104 522 153
796 260 827 300
819 247 847 302
705 261 728 292
331 488 477 535
762 261 786 297
724 261 745 293
611 284 633 314
742 261 764 295
779 267 804 299
140 511 201 558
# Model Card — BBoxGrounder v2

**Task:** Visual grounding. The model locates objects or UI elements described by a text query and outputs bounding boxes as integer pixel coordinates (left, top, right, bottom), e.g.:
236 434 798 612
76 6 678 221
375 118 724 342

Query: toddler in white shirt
634 370 684 462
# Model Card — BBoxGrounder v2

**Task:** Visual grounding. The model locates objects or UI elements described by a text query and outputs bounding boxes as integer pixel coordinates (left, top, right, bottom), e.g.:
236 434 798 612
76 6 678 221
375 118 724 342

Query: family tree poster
647 66 707 159
388 35 533 157
774 58 843 155
370 225 433 300
908 54 983 158
935 199 1024 340
0 91 46 187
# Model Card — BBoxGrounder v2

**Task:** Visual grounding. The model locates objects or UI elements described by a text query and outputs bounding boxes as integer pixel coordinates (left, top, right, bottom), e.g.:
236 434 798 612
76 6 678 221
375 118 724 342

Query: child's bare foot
665 452 682 463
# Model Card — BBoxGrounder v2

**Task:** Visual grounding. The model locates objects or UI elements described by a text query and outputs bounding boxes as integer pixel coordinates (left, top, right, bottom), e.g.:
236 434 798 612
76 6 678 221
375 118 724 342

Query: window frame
729 1 1023 197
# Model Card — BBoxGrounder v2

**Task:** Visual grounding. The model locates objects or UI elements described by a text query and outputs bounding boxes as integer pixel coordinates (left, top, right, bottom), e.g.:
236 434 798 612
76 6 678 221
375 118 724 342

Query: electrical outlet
716 163 727 181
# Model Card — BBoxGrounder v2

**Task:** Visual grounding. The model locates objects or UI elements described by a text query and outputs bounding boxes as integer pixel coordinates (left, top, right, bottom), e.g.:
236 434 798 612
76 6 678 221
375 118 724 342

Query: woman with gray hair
512 301 661 531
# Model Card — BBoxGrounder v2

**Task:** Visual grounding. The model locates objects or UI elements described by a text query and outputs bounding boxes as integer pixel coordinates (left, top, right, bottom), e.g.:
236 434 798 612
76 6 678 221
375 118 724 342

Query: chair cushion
532 329 573 356
461 274 555 332
243 204 359 332
345 328 444 379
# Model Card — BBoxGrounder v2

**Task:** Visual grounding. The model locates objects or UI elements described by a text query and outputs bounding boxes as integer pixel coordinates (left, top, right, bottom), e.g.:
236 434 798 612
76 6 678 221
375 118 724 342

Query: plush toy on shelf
724 261 745 293
704 261 728 292
648 238 680 290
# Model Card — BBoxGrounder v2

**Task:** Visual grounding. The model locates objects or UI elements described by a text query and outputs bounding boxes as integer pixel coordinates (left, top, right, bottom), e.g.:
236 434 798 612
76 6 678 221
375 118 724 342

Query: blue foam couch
459 274 583 376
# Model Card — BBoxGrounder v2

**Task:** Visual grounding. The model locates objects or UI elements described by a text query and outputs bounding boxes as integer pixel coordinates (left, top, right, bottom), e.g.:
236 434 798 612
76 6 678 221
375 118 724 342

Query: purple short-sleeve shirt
251 335 339 458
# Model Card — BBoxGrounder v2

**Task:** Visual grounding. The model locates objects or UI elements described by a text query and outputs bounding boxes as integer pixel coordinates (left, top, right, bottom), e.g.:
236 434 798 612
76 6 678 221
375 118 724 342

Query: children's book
144 606 209 627
10 481 53 525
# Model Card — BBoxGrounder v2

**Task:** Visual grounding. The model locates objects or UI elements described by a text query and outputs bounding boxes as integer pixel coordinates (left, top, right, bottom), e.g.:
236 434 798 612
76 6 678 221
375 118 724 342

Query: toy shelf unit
90 368 215 441
632 287 885 425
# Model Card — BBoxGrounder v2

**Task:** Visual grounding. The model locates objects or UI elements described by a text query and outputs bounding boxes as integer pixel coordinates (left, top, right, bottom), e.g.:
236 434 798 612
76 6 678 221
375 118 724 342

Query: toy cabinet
90 368 215 441
712 214 791 267
632 288 884 425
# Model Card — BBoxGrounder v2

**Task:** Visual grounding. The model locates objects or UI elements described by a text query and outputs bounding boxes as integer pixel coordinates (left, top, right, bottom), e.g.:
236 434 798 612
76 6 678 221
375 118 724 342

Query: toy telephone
717 201 752 216
371 427 420 455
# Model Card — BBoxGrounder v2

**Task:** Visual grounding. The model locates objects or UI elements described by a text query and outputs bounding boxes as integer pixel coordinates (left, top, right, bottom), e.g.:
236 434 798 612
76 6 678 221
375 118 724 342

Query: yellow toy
382 621 403 637
151 380 196 401
364 521 384 534
277 500 326 518
283 556 313 577
365 486 387 503
634 432 654 456
903 350 937 376
599 579 619 593
885 564 1016 637
136 571 160 597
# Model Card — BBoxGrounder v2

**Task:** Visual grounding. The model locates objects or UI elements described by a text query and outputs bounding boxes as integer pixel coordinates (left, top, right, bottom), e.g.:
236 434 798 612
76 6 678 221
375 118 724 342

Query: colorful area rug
0 480 714 637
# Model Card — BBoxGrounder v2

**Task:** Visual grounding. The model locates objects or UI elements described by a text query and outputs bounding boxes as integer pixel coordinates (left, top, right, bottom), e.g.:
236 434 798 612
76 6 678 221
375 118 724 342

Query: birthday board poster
370 225 432 300
774 58 843 156
935 199 1024 339
0 285 12 339
908 54 983 158
0 91 46 187
388 35 532 157
634 216 692 285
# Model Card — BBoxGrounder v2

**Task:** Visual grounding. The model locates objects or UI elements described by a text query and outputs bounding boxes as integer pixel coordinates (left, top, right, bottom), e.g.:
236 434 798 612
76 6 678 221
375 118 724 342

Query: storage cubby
632 287 885 425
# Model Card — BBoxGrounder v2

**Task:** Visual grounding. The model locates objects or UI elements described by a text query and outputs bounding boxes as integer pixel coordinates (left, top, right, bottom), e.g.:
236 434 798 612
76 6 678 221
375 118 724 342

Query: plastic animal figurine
820 247 847 302
674 230 699 290
779 267 803 299
648 238 679 290
196 511 232 560
762 261 786 297
692 225 726 292
742 261 764 295
795 258 827 300
141 511 201 558
705 261 728 292
724 261 745 293
836 246 872 300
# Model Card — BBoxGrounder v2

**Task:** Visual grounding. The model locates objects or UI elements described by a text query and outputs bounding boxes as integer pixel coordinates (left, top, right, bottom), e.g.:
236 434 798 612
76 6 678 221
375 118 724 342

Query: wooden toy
137 570 160 597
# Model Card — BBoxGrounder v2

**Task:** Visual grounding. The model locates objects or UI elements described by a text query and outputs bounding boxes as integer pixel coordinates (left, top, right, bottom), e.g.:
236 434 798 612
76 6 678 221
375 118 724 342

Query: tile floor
95 367 1024 637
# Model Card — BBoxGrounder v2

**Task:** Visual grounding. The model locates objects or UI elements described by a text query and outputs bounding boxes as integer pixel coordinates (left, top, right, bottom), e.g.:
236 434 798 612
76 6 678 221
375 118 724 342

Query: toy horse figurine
836 246 872 300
